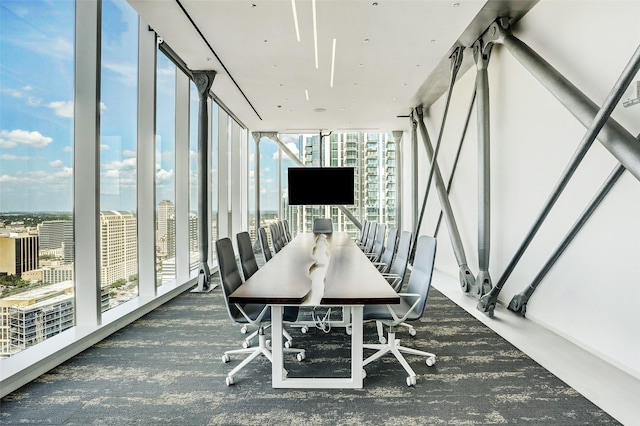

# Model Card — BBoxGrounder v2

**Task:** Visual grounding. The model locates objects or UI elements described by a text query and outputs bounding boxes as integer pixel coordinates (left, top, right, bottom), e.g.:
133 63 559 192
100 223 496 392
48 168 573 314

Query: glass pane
258 136 280 244
99 0 139 310
155 51 176 286
0 0 75 358
210 102 218 256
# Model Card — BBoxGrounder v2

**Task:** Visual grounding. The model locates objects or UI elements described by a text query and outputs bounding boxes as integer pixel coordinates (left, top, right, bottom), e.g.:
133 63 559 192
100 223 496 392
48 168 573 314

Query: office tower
0 281 75 358
157 200 175 256
38 220 74 264
99 211 137 287
0 234 39 277
166 212 199 259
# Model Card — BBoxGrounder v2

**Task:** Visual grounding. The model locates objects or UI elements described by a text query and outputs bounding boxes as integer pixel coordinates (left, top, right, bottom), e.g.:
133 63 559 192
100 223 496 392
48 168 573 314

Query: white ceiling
127 0 537 134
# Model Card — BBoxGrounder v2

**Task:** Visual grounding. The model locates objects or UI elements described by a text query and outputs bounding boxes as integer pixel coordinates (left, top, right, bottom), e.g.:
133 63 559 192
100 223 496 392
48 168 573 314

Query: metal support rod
265 133 362 229
435 84 477 237
412 47 463 261
192 71 216 293
473 38 494 298
493 22 640 181
478 27 640 316
508 162 628 316
415 107 475 292
411 115 419 229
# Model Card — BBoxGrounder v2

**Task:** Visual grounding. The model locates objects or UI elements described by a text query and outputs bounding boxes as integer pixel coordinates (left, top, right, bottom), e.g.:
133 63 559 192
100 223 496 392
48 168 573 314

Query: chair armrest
233 303 269 325
382 273 402 291
384 292 422 324
372 261 388 273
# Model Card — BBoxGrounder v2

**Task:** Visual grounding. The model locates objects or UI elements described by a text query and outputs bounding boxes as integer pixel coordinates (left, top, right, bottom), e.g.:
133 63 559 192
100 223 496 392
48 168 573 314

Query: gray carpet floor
1 271 619 425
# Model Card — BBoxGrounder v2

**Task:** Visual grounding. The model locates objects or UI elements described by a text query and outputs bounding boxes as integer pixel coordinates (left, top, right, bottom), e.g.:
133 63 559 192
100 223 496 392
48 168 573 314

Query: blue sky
0 0 294 214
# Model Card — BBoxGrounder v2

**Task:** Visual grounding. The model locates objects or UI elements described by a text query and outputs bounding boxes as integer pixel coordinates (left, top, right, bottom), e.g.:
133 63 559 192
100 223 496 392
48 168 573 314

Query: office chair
312 217 333 234
216 238 305 385
373 227 398 273
258 227 272 262
276 221 288 245
365 223 386 262
236 232 258 280
374 230 414 343
362 222 377 253
270 223 283 253
282 219 292 241
355 220 370 246
362 235 437 387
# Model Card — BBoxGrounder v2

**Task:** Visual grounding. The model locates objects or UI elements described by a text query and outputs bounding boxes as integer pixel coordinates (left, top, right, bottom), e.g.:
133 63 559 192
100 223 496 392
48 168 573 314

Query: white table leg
350 305 363 388
271 305 285 386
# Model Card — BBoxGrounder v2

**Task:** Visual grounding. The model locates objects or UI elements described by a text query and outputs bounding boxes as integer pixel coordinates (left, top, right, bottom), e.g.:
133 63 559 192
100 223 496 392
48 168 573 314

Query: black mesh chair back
236 231 259 280
270 224 283 253
215 237 245 321
282 219 292 241
258 227 272 262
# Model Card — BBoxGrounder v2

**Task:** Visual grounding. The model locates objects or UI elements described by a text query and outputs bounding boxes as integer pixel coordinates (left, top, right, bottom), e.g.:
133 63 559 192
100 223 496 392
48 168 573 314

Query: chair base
375 320 415 344
363 330 435 386
222 328 304 385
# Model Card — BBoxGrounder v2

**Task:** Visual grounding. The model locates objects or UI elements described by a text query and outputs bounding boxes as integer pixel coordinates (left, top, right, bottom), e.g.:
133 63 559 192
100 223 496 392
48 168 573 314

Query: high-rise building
166 212 198 259
0 234 39 277
38 220 74 264
285 132 397 238
157 200 175 256
99 211 137 287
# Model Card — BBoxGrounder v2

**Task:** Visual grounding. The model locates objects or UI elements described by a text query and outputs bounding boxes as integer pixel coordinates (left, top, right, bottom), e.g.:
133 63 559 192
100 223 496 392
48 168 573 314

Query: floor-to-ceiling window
0 0 75 359
188 82 199 271
155 50 176 285
99 0 139 311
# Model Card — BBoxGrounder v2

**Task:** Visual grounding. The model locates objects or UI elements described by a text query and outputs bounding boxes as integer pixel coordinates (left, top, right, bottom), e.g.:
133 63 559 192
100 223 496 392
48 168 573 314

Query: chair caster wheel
362 369 367 379
406 376 416 386
426 356 436 367
296 352 305 362
240 326 248 334
345 325 352 335
379 336 387 344
226 376 234 386
408 327 417 336
242 340 251 349
300 326 309 334
284 340 292 348
221 354 230 363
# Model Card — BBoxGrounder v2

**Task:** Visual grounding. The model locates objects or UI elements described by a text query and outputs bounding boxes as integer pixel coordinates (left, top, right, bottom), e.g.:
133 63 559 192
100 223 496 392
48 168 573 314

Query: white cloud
100 144 110 151
47 101 73 118
156 168 174 182
0 175 19 183
102 62 137 87
123 150 136 158
49 160 64 168
63 146 72 152
0 129 53 149
274 142 300 162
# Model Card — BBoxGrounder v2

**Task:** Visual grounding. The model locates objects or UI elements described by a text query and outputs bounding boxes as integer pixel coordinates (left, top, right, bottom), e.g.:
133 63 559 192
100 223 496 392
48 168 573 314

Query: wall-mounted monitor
287 167 355 205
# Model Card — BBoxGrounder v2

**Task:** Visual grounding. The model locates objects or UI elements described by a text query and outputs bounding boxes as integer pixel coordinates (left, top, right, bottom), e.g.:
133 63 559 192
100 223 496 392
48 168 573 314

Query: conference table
228 231 400 389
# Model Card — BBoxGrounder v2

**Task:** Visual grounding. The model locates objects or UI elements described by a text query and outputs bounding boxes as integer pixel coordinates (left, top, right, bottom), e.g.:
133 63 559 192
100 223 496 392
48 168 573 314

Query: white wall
411 0 640 378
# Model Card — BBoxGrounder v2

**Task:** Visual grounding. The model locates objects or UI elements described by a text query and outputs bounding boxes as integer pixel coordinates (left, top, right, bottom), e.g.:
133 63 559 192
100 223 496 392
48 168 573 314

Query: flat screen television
287 167 355 205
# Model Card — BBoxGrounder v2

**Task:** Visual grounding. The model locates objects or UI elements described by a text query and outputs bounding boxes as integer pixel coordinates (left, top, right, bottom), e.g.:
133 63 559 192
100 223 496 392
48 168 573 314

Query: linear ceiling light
305 89 309 101
291 0 300 42
312 0 318 69
330 38 336 88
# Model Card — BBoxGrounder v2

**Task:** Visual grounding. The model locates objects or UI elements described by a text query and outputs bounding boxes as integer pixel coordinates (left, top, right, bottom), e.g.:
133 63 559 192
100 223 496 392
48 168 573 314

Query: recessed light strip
330 38 336 88
312 0 318 69
305 89 309 101
291 0 300 42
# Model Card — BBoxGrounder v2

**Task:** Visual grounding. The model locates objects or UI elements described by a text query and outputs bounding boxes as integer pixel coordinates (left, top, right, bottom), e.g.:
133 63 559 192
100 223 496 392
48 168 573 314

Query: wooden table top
228 232 399 306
